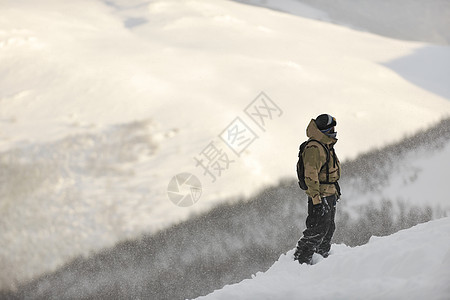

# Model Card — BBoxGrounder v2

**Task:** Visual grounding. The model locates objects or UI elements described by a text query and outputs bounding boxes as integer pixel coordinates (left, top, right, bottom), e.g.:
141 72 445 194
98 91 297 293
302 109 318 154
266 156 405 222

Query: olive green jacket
302 119 341 204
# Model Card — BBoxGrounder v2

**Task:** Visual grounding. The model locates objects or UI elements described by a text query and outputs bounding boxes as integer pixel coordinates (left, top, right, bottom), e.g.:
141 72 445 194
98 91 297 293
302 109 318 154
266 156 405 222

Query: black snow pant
296 195 337 261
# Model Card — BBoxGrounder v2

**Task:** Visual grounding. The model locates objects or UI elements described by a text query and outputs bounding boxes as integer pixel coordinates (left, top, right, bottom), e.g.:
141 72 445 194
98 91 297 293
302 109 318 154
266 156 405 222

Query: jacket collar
306 119 338 146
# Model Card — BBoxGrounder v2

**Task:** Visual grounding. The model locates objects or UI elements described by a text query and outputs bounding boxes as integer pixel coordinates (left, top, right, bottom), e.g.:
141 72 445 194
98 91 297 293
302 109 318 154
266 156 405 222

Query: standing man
294 114 341 265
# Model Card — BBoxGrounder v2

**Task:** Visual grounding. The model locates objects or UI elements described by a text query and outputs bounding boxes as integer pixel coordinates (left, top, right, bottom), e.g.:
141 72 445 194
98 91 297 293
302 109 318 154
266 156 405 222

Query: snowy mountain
3 120 449 300
1 0 450 295
198 217 450 300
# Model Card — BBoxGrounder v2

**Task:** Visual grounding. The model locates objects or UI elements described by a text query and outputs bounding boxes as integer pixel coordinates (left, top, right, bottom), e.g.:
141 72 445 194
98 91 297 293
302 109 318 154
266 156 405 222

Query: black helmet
315 114 336 132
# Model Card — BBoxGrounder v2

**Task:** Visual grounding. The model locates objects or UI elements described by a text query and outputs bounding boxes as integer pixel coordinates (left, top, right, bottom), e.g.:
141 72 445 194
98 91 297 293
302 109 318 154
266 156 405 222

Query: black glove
313 198 330 217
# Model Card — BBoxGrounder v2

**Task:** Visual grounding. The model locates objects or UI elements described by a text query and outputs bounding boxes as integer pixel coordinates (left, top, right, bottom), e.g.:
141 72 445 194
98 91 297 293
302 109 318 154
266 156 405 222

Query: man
294 114 341 265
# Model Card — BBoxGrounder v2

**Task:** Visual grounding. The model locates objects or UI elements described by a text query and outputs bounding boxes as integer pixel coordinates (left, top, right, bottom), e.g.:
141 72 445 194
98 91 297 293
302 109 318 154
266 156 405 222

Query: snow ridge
198 217 450 300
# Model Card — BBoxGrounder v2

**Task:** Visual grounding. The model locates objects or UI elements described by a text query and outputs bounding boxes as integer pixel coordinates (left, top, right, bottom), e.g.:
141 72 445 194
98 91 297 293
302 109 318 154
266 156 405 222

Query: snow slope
1 0 450 291
234 0 450 45
198 217 450 300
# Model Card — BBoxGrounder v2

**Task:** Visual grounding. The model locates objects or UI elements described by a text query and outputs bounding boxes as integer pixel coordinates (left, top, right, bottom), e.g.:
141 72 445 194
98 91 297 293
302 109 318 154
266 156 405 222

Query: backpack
296 139 330 190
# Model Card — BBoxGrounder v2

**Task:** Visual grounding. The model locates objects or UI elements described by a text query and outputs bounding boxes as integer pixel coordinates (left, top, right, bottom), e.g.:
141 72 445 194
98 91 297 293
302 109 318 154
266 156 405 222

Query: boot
293 247 313 265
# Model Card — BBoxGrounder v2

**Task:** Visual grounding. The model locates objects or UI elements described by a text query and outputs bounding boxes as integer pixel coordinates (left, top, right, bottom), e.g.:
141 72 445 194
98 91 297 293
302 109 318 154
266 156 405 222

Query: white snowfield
1 0 450 291
197 217 450 300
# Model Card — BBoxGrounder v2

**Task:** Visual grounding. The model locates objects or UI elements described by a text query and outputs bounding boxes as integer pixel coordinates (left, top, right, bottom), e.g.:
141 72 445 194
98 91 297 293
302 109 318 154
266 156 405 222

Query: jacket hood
306 119 338 146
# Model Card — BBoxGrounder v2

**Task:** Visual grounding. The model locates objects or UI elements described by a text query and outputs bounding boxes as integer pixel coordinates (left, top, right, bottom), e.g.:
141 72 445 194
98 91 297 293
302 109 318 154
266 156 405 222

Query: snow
197 217 450 300
235 0 450 45
1 0 450 291
341 136 450 217
232 0 331 22
374 142 450 209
